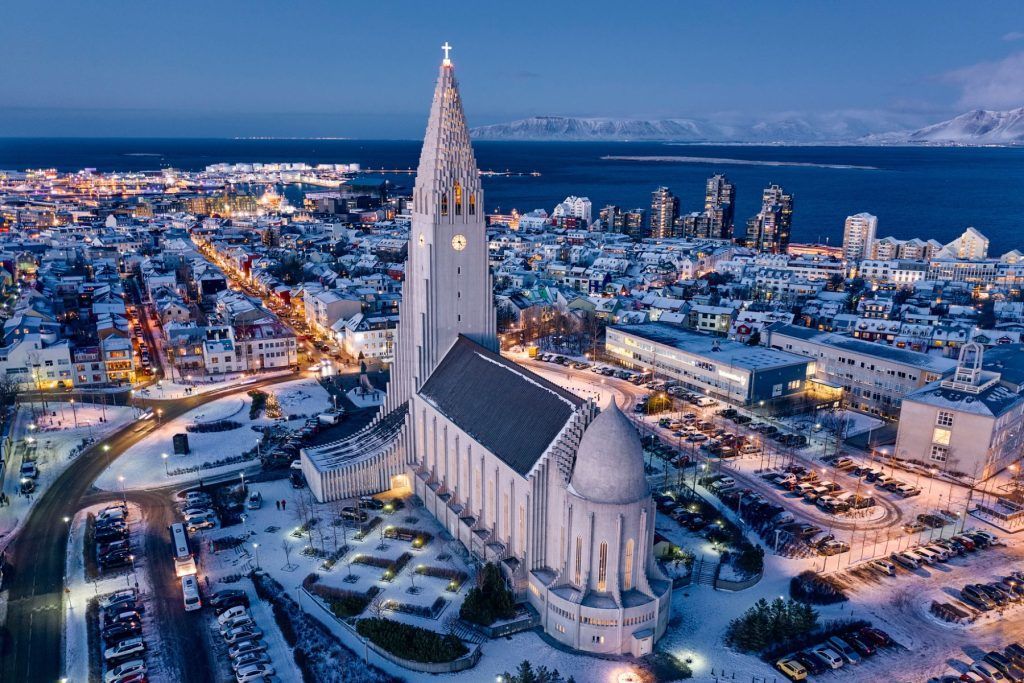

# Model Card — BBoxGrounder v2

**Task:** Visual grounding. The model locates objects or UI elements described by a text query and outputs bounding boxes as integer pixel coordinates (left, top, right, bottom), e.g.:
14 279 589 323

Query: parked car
101 621 142 644
217 606 250 625
858 627 893 647
228 640 268 660
223 627 262 644
99 589 137 611
776 658 808 681
232 652 271 672
813 647 844 669
235 663 276 682
209 589 250 613
104 660 146 683
104 637 146 663
793 651 828 675
870 559 897 576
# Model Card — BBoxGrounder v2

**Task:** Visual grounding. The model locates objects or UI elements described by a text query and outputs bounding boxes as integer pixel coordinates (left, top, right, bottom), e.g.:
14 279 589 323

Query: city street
0 371 300 683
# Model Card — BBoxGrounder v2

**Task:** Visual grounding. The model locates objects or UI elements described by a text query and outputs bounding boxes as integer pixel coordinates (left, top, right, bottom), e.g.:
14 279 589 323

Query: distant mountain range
469 108 1024 145
865 107 1024 144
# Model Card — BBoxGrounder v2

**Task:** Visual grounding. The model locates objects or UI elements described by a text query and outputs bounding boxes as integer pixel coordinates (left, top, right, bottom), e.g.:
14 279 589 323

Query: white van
695 397 718 408
739 443 761 455
181 575 201 612
247 491 262 510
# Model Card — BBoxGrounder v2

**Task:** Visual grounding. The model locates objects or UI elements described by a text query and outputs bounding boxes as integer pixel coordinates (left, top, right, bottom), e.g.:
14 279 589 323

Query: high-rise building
746 183 793 253
649 186 679 239
599 204 624 232
842 212 877 261
704 173 735 238
623 208 647 239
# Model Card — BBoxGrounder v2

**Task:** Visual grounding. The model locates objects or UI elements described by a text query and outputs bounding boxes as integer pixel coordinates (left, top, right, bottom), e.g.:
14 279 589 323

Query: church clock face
451 234 467 251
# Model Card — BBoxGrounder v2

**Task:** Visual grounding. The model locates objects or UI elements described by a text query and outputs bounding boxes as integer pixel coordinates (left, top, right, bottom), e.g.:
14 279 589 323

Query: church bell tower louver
383 44 497 414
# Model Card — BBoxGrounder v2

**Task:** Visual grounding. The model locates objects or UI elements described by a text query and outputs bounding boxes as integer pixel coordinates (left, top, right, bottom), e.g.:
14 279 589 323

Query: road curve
0 372 300 683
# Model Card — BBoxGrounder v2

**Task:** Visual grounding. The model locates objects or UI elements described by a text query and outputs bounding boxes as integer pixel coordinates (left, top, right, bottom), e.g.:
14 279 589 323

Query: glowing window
597 542 608 591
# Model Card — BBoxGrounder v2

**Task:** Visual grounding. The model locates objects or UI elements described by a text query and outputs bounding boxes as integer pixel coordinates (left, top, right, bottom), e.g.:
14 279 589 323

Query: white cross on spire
441 41 452 65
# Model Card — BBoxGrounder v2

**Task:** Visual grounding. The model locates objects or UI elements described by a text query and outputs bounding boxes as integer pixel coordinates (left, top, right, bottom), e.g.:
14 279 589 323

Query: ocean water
1 138 1022 254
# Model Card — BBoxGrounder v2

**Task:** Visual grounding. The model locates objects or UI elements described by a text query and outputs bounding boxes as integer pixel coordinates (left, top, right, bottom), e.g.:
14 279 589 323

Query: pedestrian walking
281 499 286 511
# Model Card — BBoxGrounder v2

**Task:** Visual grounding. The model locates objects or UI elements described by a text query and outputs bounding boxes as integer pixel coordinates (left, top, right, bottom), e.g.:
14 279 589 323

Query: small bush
790 570 848 605
459 562 516 626
356 617 468 664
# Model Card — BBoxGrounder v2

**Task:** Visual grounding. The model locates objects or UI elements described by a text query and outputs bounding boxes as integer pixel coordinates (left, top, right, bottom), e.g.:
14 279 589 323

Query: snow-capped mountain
471 109 1024 144
863 108 1024 144
470 114 902 143
469 116 724 141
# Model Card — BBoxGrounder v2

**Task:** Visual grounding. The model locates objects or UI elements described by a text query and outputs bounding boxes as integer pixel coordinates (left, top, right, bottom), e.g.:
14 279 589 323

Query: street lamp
252 542 261 570
69 398 78 428
161 452 169 475
118 475 126 504
156 408 163 425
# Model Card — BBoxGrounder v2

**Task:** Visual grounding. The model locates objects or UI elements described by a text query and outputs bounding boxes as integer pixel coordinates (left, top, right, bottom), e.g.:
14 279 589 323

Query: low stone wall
476 606 540 638
714 569 763 592
302 588 481 674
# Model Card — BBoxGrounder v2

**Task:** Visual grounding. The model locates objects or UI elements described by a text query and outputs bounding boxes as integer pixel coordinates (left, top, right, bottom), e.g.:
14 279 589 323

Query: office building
606 323 814 405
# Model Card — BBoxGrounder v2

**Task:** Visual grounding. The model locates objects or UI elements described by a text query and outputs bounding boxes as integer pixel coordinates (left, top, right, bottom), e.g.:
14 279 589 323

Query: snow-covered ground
0 402 137 550
96 379 331 492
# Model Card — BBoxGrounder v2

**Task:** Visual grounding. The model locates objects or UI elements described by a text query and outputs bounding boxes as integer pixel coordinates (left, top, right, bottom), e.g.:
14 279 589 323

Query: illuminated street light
161 452 169 475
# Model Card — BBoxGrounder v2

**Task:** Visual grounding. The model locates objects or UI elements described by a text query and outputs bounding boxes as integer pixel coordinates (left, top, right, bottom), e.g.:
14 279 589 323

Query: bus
169 522 197 577
181 574 202 612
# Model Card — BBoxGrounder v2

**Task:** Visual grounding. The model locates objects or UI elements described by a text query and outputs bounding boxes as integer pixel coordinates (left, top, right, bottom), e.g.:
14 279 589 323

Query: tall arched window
624 539 635 591
469 193 476 215
440 193 448 216
574 536 583 586
454 183 462 215
597 542 608 591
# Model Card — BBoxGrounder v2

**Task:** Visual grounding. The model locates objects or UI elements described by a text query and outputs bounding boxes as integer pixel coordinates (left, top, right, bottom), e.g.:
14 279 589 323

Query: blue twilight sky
1 0 1022 138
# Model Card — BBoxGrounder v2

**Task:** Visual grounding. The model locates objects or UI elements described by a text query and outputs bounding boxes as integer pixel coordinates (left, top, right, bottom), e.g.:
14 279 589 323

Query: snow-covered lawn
0 402 137 549
133 370 293 401
96 379 331 492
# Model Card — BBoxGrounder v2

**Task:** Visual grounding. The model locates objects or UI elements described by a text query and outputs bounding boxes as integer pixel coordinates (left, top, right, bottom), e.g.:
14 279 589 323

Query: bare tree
368 593 387 619
281 538 294 570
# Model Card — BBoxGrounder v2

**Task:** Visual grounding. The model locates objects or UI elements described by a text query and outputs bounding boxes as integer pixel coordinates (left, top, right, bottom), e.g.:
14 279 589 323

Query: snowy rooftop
614 322 811 372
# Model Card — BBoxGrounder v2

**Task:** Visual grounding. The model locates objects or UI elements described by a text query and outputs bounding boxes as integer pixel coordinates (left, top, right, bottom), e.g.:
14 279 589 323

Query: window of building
574 536 583 586
936 411 954 427
930 444 948 463
454 183 462 215
592 635 604 644
787 379 801 390
932 427 951 446
555 623 566 634
440 193 448 216
597 542 608 592
624 539 634 591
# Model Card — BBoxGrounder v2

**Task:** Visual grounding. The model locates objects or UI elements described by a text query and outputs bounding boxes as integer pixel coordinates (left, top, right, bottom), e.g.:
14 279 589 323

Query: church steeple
413 44 482 224
382 45 496 416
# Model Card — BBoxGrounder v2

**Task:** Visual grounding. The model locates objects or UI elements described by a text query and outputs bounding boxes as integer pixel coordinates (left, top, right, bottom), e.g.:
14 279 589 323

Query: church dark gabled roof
418 336 585 476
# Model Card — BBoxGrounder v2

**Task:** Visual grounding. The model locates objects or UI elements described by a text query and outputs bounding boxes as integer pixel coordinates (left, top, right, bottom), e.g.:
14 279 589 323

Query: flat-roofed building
606 323 813 405
767 323 958 419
